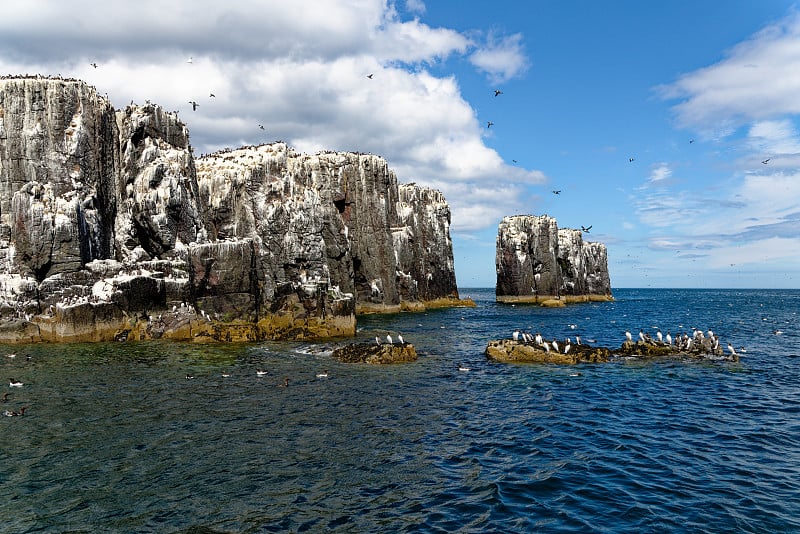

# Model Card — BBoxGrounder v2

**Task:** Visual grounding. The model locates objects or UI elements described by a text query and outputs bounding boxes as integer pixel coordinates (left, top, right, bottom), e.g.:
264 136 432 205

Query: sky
2 0 800 289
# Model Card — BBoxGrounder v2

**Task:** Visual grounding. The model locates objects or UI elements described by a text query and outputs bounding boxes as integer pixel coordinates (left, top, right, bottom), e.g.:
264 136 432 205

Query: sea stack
0 76 465 343
495 215 612 305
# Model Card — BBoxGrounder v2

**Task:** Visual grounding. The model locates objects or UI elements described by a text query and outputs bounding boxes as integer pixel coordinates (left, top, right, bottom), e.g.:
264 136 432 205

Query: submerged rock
332 342 417 364
0 76 465 343
495 215 612 304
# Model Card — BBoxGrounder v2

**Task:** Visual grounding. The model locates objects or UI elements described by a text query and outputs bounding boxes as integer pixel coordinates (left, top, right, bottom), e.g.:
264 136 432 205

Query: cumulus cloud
469 32 529 84
0 0 539 234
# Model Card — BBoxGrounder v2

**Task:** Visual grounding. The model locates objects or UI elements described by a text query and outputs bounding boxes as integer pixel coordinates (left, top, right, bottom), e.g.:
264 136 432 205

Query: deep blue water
1 288 799 533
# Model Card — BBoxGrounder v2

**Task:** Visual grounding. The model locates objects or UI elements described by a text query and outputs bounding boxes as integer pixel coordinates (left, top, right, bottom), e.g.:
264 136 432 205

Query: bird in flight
494 89 503 97
629 157 635 162
581 225 592 232
689 139 695 143
187 57 193 64
367 74 374 79
512 159 517 163
90 62 98 68
552 190 561 195
258 124 265 130
487 121 494 128
762 158 770 164
209 93 215 98
188 101 199 111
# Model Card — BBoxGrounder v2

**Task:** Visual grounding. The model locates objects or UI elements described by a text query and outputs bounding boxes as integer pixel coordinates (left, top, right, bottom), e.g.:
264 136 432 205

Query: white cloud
647 163 672 185
469 32 529 84
0 0 539 234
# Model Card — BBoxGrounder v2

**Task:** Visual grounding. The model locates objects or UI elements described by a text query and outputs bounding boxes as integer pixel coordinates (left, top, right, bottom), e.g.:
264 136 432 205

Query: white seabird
398 334 404 345
625 330 632 342
386 334 393 345
8 379 23 387
727 343 737 356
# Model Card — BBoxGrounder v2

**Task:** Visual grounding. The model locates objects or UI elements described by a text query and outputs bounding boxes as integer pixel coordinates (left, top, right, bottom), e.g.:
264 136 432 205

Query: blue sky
2 1 799 289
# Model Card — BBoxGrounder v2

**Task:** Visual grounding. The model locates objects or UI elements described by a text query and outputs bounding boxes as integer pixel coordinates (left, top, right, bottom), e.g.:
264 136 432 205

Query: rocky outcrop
0 76 463 343
495 215 612 304
333 342 417 364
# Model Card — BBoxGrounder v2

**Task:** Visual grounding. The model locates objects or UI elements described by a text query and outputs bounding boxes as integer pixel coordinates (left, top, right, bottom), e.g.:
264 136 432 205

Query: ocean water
1 288 798 533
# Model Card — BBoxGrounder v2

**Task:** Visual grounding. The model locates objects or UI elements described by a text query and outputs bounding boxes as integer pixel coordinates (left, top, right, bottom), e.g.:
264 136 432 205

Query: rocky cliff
495 215 612 304
0 76 462 343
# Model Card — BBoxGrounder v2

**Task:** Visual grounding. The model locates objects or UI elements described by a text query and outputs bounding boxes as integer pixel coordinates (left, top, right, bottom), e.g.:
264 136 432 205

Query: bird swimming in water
2 392 9 402
458 365 471 372
316 370 329 378
278 377 290 387
8 378 23 387
3 406 26 417
256 369 268 376
186 374 194 380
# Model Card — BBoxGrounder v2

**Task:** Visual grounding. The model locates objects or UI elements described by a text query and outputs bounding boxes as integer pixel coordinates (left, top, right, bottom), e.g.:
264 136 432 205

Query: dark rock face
495 215 612 303
0 77 461 343
333 342 417 364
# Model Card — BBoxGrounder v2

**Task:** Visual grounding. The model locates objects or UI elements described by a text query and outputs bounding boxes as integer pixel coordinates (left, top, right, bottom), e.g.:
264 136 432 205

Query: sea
1 288 798 533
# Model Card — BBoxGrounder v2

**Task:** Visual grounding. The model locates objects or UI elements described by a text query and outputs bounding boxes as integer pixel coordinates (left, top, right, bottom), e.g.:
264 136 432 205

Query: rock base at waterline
333 342 417 364
485 339 611 364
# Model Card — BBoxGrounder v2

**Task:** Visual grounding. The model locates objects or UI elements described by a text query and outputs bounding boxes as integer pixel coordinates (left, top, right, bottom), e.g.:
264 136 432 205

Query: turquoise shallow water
1 288 799 533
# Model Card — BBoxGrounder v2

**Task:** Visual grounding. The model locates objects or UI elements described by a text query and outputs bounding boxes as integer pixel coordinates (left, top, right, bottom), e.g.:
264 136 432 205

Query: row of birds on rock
624 328 741 356
376 333 405 346
513 329 576 354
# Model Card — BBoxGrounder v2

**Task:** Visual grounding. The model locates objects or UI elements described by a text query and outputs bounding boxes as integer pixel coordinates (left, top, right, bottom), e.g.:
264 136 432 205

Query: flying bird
552 190 561 195
629 157 635 162
187 57 193 64
487 121 494 128
689 139 695 143
188 101 199 111
581 225 592 232
258 124 265 130
512 159 517 163
209 93 215 98
367 74 374 79
494 89 503 97
90 62 98 68
762 158 770 164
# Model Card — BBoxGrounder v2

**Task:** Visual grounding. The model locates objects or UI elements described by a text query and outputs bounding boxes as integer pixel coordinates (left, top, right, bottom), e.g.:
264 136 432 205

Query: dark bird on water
188 101 199 111
762 158 770 164
494 89 503 96
581 225 592 232
552 190 561 195
487 121 494 128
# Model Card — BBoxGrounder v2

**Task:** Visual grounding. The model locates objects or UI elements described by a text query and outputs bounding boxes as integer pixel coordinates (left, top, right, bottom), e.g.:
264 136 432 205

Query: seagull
8 378 23 387
494 89 503 97
458 365 471 372
581 225 592 232
188 101 199 111
316 370 329 378
487 121 494 128
398 334 404 345
552 190 561 195
258 124 265 130
762 158 770 164
209 93 216 98
386 334 393 345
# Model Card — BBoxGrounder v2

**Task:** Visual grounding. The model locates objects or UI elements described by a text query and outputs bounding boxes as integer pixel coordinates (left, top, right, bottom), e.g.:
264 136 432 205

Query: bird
512 159 517 163
458 365 471 372
512 329 520 341
278 377 290 387
398 334 404 345
656 330 663 343
188 101 199 111
187 57 193 64
487 121 494 128
258 124 265 130
629 157 635 162
575 335 582 345
542 342 550 352
762 158 770 164
727 343 737 356
316 370 329 378
639 330 646 342
221 373 231 378
625 330 632 342
2 392 9 402
581 225 592 232
375 336 381 345
494 89 503 97
209 93 216 98
186 374 195 380
6 353 15 358
564 343 571 354
367 74 373 79
386 334 393 345
256 369 268 376
9 378 23 387
3 406 26 417
666 332 673 345
552 190 561 195
552 340 559 353
90 62 98 68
